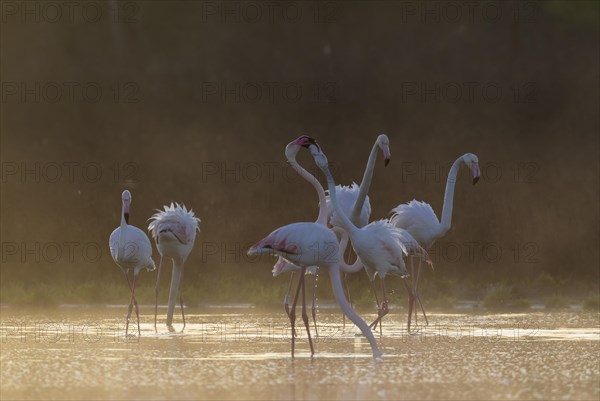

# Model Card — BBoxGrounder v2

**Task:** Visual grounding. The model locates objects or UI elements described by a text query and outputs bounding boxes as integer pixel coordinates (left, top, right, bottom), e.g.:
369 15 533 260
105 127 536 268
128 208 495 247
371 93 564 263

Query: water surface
1 307 598 400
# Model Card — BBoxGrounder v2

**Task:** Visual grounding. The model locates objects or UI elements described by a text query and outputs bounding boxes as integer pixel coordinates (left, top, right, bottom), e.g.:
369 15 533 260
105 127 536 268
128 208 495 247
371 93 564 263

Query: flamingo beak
383 145 391 167
470 163 480 185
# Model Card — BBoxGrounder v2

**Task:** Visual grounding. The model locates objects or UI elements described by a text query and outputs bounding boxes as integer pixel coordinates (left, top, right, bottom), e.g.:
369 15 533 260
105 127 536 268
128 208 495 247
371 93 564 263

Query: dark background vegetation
1 1 598 308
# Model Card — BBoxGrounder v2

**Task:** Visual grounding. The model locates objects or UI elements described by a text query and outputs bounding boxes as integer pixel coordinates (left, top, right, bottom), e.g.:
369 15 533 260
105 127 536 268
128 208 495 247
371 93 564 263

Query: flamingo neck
118 201 127 259
288 157 328 226
328 265 382 357
166 258 184 326
333 227 362 273
440 157 462 234
350 140 379 226
321 163 359 236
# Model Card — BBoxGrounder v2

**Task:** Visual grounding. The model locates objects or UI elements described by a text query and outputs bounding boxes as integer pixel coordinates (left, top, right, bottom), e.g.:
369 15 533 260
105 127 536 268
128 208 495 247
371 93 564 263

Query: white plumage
109 225 156 273
390 199 443 249
148 202 201 246
249 222 341 269
326 182 371 229
348 219 429 281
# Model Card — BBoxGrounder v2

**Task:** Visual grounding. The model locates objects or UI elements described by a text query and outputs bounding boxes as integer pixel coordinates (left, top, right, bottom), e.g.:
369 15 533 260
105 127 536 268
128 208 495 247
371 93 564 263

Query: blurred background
1 0 598 309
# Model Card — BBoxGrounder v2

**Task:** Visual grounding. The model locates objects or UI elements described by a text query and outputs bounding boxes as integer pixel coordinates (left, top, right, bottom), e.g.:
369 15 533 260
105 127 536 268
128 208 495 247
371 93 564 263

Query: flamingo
248 222 380 358
108 190 156 336
148 203 201 332
248 145 381 358
313 143 431 334
274 135 329 337
390 153 480 331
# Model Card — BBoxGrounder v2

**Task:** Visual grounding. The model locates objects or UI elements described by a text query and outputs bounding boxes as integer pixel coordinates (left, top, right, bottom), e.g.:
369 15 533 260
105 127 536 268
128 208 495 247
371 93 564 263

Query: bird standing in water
148 203 201 332
109 190 156 337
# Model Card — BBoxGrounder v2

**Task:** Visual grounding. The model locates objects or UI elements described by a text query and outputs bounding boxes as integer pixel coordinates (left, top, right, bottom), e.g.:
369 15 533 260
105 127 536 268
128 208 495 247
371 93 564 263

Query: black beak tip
473 177 480 185
384 158 390 167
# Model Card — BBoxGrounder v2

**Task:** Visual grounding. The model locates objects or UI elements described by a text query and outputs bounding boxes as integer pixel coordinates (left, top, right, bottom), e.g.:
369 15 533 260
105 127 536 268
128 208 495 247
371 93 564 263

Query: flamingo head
309 143 328 170
377 134 391 166
121 190 131 223
462 153 480 185
285 135 319 159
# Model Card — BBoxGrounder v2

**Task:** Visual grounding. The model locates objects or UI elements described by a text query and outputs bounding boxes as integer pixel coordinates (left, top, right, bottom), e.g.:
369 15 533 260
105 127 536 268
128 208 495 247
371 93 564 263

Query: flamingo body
390 200 443 249
250 222 340 268
351 219 424 281
109 225 156 273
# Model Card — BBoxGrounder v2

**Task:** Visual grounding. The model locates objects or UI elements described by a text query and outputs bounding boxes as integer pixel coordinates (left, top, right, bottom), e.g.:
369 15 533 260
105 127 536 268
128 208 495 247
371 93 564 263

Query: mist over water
1 2 598 299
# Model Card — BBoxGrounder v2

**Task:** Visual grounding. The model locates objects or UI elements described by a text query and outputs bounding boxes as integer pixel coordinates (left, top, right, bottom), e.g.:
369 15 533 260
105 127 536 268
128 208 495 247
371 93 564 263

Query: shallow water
1 307 599 400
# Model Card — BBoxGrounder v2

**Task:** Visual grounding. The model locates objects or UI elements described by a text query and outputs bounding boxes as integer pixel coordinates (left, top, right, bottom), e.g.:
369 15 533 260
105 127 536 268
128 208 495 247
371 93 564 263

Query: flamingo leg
342 245 353 329
289 267 305 358
133 297 141 336
301 271 315 356
154 256 163 332
311 272 318 338
411 257 418 327
126 271 140 337
380 279 389 335
369 279 382 331
402 277 416 334
124 272 134 338
177 264 186 331
285 272 296 337
369 278 389 335
415 258 429 326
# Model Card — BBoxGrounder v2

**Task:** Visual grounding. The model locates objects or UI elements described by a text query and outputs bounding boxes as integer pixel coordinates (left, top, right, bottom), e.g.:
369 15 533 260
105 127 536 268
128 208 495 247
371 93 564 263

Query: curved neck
288 157 328 226
333 227 362 273
328 265 381 357
440 157 462 233
321 164 359 235
118 202 127 259
350 141 379 225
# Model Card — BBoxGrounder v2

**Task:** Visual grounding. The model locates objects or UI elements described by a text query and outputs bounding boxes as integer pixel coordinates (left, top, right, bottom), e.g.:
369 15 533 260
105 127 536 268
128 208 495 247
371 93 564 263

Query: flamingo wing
109 225 155 271
389 199 440 247
249 222 338 268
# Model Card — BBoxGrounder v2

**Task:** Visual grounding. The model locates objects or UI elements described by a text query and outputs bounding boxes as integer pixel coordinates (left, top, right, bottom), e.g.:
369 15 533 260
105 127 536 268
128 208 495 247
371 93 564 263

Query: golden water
1 308 598 400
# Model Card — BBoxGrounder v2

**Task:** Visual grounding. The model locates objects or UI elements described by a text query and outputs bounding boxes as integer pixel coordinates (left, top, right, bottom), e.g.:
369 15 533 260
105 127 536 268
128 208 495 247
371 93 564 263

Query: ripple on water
1 308 598 400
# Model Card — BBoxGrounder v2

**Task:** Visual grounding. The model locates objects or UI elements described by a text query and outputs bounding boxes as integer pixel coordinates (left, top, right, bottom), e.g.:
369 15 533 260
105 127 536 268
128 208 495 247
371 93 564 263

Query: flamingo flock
108 134 479 359
109 193 200 336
